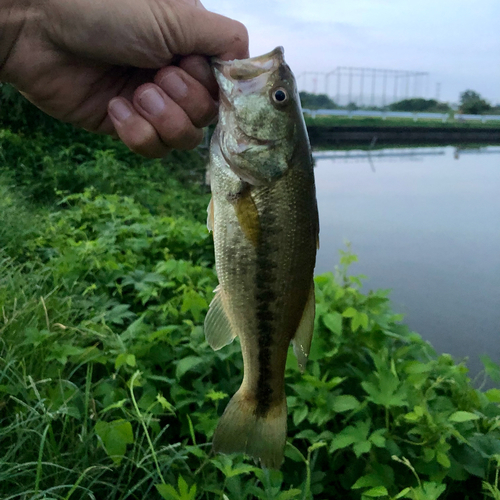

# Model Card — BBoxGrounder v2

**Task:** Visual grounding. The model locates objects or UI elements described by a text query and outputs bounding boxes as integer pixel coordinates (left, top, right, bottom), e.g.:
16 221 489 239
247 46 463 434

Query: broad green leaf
352 313 362 332
361 369 408 408
415 482 446 500
178 475 189 497
322 312 343 335
156 483 180 500
45 343 86 365
342 307 357 318
352 474 384 489
332 395 360 413
115 353 136 370
362 486 388 497
448 411 479 422
353 440 372 457
469 434 500 458
285 443 305 463
276 489 302 500
225 464 259 478
330 420 370 452
293 405 308 426
369 429 386 448
181 290 207 323
176 356 203 379
485 388 500 403
95 419 134 465
359 312 369 330
330 434 357 452
436 451 450 468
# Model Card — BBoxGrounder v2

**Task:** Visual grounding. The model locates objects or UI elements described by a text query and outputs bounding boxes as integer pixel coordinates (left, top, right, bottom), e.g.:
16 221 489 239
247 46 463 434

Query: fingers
155 64 218 125
108 64 217 156
179 55 218 100
108 98 172 157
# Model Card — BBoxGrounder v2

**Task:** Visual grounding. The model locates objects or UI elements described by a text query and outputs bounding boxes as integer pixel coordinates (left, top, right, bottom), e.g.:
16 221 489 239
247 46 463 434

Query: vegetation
459 90 493 115
389 99 450 113
1 85 500 499
299 91 337 110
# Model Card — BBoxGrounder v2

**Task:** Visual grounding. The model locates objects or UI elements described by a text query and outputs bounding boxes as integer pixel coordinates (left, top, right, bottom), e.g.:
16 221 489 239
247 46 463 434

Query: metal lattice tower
297 67 430 107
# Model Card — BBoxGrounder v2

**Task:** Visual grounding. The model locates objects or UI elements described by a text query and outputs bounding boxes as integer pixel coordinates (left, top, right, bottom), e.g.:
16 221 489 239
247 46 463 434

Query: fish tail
212 387 287 469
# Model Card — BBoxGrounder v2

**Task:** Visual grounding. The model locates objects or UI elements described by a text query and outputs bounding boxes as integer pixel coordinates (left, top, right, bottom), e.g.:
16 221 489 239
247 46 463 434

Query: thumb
164 1 249 61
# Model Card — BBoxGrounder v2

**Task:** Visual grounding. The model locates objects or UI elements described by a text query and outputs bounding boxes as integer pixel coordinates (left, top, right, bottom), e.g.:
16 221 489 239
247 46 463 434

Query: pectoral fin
207 197 214 233
204 285 237 350
292 283 316 372
234 190 260 247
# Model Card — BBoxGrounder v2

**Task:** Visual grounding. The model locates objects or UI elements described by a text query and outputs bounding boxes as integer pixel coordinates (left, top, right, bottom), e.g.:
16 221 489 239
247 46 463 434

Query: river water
314 145 500 377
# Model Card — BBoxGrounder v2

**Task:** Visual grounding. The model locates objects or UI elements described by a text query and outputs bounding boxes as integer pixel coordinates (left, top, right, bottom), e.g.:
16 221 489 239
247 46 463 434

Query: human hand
0 0 248 156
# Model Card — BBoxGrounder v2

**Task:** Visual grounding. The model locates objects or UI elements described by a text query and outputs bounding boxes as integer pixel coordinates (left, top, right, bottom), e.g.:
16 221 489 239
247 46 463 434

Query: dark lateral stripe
254 205 279 417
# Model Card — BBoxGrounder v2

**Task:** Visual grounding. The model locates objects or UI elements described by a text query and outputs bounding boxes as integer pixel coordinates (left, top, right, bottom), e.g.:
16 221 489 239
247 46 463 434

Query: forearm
0 0 28 82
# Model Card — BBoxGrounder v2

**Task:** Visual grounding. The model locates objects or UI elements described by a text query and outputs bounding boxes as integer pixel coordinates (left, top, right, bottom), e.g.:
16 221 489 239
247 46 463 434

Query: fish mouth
212 47 284 81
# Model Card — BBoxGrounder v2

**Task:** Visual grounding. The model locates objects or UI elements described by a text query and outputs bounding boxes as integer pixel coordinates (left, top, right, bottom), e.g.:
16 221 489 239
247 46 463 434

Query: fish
204 47 319 469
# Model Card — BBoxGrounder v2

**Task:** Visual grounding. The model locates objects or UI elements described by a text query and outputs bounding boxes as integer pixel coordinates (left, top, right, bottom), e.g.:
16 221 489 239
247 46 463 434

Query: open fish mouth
212 47 285 81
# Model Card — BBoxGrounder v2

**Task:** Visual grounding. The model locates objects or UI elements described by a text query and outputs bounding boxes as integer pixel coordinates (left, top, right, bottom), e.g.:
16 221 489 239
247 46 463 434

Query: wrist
0 0 29 83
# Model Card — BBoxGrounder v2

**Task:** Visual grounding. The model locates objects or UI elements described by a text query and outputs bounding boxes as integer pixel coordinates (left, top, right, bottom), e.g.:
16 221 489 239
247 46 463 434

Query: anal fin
204 285 237 350
292 283 315 372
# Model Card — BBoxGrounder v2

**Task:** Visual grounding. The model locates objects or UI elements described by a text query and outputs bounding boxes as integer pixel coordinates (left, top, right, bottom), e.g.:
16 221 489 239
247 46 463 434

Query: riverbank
1 96 500 498
307 124 500 146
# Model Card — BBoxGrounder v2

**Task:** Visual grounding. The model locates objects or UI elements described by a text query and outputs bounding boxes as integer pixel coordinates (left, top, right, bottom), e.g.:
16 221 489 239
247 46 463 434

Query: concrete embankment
307 125 500 146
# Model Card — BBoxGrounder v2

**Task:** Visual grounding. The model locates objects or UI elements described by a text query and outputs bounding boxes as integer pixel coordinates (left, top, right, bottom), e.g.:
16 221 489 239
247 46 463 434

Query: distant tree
459 89 491 115
299 92 337 110
346 102 358 111
389 98 450 113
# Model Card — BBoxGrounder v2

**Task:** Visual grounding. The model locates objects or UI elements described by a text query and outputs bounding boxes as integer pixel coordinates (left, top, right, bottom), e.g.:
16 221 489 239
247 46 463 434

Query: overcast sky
204 0 500 105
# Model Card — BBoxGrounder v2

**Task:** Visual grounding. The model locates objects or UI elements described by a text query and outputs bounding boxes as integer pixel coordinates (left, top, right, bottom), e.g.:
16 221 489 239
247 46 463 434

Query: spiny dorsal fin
204 285 237 350
292 283 315 372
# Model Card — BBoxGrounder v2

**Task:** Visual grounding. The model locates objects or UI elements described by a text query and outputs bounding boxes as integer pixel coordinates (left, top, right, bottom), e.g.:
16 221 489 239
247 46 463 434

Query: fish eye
272 87 288 104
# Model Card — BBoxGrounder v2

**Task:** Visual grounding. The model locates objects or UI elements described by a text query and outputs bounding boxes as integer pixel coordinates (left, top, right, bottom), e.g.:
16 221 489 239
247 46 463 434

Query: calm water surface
314 146 500 376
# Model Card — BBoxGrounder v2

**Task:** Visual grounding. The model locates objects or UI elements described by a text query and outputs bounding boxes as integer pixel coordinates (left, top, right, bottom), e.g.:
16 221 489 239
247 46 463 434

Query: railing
303 108 500 123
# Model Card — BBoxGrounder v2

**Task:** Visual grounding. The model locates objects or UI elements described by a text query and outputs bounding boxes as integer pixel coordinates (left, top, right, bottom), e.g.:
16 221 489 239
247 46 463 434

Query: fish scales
204 47 319 469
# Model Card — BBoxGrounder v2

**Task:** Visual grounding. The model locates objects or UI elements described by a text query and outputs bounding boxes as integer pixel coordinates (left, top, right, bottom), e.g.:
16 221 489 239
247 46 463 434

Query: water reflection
314 145 500 377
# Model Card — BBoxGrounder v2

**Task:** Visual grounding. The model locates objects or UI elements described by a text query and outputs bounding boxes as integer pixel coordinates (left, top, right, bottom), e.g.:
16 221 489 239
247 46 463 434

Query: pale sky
204 0 500 105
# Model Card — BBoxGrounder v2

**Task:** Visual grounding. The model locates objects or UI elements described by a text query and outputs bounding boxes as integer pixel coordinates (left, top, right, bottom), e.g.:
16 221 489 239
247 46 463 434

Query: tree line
299 89 498 115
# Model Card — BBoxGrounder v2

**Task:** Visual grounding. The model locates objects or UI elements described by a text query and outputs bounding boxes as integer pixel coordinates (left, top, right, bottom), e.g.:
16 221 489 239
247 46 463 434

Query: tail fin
212 388 287 469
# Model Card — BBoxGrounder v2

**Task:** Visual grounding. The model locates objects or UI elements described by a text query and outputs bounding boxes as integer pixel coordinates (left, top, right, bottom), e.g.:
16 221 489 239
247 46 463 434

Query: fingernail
139 88 165 115
109 99 131 122
160 73 188 100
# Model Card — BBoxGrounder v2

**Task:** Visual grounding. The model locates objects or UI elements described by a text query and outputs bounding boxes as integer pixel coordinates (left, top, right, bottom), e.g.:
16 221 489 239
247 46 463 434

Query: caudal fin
212 388 287 469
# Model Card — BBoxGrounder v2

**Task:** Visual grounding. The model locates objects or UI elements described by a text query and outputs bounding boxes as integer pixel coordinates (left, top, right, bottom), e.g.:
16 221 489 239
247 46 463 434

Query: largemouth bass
205 47 319 469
